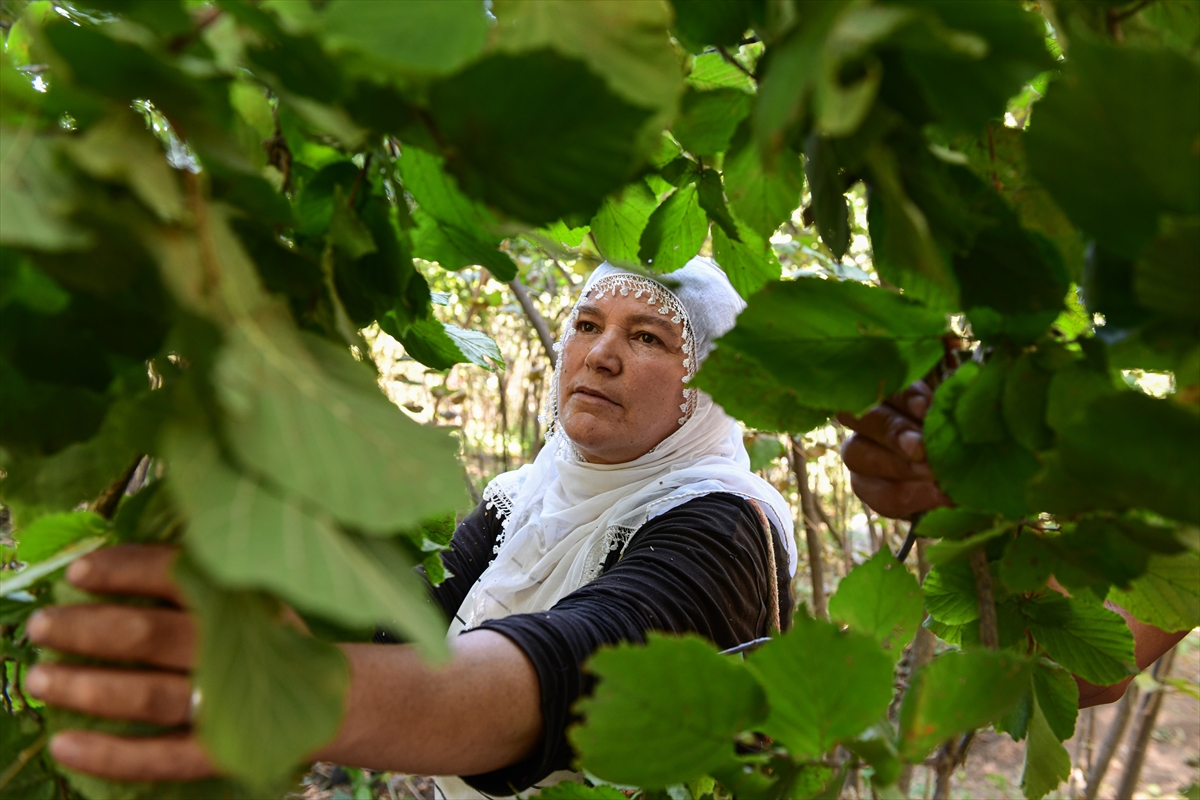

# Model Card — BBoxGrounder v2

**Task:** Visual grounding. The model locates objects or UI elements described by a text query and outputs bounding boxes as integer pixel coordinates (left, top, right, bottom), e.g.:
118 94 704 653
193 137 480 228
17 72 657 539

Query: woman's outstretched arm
25 544 542 782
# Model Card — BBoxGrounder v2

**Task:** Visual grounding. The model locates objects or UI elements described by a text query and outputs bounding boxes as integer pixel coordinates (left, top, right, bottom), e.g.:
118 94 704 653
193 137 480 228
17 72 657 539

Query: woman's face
557 291 689 464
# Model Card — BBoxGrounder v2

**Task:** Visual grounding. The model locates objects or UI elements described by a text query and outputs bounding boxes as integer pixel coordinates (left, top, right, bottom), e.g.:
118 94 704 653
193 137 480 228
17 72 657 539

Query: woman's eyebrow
624 312 683 339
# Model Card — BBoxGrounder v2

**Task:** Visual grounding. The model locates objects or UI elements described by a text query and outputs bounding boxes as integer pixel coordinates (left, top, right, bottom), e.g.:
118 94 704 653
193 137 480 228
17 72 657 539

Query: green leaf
804 135 850 261
165 427 449 657
724 124 805 240
925 525 1009 567
590 180 658 267
174 557 349 789
213 317 465 534
745 435 785 472
999 533 1057 594
899 649 1032 761
1021 595 1136 686
925 363 1040 518
711 217 782 300
670 0 757 47
1134 215 1200 321
688 52 755 93
672 88 752 156
0 127 90 252
865 146 959 312
747 614 894 758
429 52 654 226
328 189 377 260
828 548 924 662
1025 39 1200 258
1019 695 1071 800
0 389 166 518
493 0 683 114
63 108 185 222
914 508 1000 541
398 147 518 280
954 356 1009 445
394 318 503 372
690 344 834 434
572 634 767 789
13 511 107 564
922 561 980 626
638 183 709 272
1003 352 1054 453
1109 552 1200 632
697 278 946 415
535 785 628 800
0 536 107 596
1033 659 1079 742
1030 391 1200 526
696 169 740 241
320 0 487 76
892 0 1053 133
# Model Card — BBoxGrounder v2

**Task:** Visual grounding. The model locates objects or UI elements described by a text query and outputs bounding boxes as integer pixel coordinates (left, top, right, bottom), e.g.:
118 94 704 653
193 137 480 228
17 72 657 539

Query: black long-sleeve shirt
423 493 794 794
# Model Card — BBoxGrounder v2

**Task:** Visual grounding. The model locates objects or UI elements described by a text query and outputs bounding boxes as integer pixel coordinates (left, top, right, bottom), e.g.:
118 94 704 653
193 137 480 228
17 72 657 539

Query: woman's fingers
849 473 951 520
842 434 935 481
885 380 933 420
25 664 191 726
49 731 218 782
836 405 925 462
27 605 195 671
66 544 185 606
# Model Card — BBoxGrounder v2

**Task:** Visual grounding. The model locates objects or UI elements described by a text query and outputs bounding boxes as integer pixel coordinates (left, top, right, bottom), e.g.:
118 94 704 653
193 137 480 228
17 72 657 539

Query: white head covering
451 257 797 632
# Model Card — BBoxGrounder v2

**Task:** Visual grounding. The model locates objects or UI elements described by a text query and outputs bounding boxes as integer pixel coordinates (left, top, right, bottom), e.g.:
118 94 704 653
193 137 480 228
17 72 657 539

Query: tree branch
969 548 999 650
88 456 145 521
790 438 828 620
508 278 556 362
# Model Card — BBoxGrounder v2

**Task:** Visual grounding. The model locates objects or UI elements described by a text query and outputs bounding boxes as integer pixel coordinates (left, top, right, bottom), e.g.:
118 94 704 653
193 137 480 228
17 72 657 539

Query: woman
24 258 798 796
23 258 1183 794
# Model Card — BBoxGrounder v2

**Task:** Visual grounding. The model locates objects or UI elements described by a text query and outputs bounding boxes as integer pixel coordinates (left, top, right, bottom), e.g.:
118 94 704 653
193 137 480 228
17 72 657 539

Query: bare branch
508 278 557 362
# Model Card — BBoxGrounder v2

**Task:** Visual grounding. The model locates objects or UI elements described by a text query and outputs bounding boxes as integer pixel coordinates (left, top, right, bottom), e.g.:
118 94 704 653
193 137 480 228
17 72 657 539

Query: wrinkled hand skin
838 380 952 520
24 544 220 782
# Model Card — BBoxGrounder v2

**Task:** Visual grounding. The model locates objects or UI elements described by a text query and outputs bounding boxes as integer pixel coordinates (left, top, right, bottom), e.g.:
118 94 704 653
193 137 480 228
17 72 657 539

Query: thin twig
1085 682 1140 800
0 734 46 791
88 456 145 520
1111 0 1158 24
1115 647 1178 799
168 7 224 54
9 663 41 723
347 154 373 209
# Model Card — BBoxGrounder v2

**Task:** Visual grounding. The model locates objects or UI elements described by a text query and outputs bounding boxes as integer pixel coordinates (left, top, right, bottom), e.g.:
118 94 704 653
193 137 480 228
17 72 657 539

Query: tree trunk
1114 647 1177 800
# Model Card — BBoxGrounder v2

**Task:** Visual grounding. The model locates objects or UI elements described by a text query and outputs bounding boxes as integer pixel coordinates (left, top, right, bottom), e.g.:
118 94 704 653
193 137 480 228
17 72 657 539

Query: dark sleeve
464 493 793 795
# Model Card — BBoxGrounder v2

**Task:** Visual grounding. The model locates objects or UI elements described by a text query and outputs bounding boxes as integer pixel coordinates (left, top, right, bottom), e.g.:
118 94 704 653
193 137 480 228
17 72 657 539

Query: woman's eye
637 332 659 345
578 321 598 333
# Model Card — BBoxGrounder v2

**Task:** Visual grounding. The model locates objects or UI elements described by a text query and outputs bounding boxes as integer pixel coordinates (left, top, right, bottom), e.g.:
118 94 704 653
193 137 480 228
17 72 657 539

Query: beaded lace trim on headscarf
541 273 698 445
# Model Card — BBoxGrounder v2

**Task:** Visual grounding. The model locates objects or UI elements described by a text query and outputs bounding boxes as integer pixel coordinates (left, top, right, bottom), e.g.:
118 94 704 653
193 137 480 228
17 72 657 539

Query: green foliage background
0 1 1197 799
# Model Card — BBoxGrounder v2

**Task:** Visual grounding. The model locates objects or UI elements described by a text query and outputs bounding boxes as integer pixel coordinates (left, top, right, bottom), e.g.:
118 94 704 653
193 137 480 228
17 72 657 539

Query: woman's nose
583 329 622 373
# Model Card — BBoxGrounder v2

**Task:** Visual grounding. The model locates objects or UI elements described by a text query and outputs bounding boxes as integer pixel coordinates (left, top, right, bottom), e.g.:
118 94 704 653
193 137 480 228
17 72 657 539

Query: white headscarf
451 258 797 633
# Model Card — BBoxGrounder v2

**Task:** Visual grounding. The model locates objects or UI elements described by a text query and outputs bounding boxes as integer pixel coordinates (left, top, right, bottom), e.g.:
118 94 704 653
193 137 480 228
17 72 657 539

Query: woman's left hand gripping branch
24 544 220 782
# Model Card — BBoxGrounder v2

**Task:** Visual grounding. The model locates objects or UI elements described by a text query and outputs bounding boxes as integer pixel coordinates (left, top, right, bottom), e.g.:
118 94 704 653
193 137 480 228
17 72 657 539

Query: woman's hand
837 380 952 519
24 544 219 781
